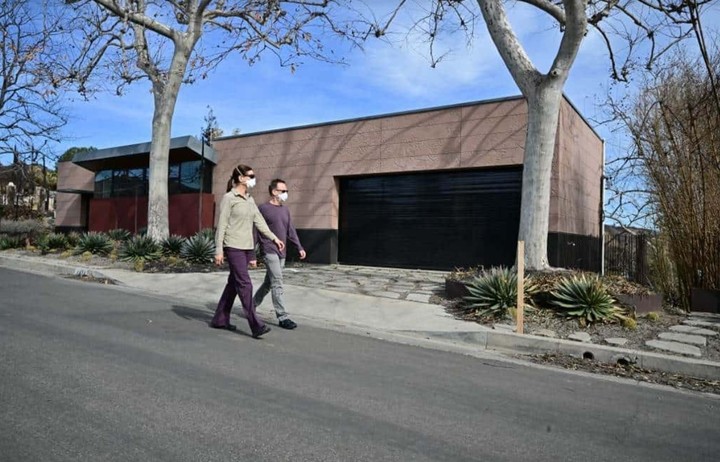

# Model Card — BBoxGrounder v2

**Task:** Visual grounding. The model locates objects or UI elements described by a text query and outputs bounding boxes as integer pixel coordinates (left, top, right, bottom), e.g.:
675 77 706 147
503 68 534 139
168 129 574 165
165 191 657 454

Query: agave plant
107 228 132 242
74 232 114 256
180 234 215 264
0 235 23 250
550 274 624 324
65 231 81 248
463 267 537 319
37 233 68 253
195 228 215 242
119 235 161 263
161 234 186 256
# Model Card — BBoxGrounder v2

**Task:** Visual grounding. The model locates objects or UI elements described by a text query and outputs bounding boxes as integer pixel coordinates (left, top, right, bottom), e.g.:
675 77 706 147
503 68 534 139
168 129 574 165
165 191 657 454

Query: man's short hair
269 178 286 195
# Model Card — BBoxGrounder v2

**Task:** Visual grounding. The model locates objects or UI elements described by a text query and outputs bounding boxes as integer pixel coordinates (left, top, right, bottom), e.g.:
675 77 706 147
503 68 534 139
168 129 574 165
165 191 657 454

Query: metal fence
604 230 650 285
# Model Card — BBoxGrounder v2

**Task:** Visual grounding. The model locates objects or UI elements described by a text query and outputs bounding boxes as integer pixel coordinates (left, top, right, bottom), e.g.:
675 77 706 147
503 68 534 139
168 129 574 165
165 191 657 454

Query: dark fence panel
604 230 650 285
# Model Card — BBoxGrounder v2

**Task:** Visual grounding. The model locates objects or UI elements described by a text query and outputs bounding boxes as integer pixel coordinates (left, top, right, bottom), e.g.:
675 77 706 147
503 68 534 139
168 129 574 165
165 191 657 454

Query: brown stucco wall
55 161 94 228
550 99 604 237
212 97 530 230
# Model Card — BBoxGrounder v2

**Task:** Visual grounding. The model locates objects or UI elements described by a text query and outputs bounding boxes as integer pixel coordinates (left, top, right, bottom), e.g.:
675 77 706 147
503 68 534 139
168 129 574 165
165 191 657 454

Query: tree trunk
519 84 564 270
146 47 191 241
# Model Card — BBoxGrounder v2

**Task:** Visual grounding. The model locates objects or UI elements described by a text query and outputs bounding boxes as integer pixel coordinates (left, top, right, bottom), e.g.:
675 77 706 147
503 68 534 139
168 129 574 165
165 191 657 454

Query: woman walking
211 164 284 338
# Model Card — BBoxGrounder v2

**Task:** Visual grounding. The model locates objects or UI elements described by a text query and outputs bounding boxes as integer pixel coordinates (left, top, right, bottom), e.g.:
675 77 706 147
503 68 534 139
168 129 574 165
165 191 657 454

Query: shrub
0 235 23 250
0 219 48 243
645 312 661 322
119 235 161 263
550 275 625 325
180 234 215 264
621 317 638 330
463 267 537 319
108 228 132 242
74 232 113 256
161 234 186 256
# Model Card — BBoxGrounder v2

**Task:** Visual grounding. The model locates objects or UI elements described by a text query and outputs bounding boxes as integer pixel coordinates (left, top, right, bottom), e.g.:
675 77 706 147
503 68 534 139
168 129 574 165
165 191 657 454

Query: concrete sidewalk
2 251 720 381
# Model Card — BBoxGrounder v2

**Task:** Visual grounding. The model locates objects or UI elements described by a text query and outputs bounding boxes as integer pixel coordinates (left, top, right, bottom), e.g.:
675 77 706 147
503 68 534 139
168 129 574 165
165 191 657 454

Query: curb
0 253 116 282
418 329 720 381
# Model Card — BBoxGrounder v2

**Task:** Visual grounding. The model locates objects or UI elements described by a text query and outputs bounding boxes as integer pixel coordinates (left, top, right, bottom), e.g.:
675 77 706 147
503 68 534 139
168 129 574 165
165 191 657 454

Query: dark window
92 161 212 198
113 168 147 197
94 170 112 198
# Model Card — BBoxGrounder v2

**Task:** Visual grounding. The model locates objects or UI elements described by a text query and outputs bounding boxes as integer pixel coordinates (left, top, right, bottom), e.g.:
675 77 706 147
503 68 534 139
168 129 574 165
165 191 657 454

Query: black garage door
339 167 522 270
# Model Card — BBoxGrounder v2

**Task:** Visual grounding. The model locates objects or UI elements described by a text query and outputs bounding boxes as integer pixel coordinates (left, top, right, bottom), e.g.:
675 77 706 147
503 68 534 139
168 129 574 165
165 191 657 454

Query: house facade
56 95 604 271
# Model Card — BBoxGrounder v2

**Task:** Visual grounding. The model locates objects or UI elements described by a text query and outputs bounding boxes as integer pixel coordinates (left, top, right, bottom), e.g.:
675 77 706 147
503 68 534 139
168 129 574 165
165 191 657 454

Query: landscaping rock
658 332 707 346
568 332 592 343
646 340 702 357
669 325 718 336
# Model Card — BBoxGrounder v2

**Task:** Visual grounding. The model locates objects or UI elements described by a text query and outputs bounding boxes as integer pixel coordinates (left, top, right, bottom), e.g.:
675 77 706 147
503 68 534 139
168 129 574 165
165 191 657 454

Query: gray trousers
252 252 288 321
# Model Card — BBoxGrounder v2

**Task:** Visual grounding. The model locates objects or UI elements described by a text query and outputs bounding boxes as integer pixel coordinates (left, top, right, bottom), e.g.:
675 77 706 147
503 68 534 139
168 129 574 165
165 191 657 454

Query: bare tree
61 0 365 241
620 50 720 309
0 0 68 182
372 0 704 270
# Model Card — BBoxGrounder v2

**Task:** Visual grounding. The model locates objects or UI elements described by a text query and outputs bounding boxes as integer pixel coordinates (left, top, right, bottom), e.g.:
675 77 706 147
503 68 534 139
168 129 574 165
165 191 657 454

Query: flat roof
72 135 217 171
215 94 603 142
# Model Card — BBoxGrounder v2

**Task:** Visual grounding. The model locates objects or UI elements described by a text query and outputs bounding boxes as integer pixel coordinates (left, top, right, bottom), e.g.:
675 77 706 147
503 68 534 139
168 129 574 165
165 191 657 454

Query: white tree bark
477 0 588 269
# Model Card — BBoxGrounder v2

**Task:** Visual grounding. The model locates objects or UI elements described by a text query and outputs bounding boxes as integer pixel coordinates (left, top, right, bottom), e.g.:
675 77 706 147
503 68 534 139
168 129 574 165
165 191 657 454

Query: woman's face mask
245 177 256 188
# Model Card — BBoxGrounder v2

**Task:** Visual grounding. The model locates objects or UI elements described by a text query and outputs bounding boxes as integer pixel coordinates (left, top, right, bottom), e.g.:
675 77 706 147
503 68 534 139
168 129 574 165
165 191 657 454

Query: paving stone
690 312 720 320
669 325 718 336
683 320 720 328
568 332 592 343
605 337 629 346
645 340 702 357
658 332 707 346
532 329 557 338
406 293 431 303
374 291 402 299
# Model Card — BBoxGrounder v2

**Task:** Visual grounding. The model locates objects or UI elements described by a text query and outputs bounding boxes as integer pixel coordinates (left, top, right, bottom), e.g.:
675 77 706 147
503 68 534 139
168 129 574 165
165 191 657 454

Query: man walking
252 178 306 329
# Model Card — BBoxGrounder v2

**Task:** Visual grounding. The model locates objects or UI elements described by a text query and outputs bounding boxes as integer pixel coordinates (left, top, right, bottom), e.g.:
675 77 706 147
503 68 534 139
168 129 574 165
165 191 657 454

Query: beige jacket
215 190 278 252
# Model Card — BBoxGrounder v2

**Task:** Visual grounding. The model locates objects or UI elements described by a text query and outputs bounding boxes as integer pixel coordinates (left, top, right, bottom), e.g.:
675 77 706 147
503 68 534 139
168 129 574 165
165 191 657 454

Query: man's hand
299 250 307 260
249 260 257 268
214 253 224 266
274 239 285 252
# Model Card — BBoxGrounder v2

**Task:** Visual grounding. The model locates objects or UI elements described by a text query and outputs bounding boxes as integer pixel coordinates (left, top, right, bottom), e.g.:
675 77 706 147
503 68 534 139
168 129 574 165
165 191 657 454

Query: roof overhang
72 135 218 171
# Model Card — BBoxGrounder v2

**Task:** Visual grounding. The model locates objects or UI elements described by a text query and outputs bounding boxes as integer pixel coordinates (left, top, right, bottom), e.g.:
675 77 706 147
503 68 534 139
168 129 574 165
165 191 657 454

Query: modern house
56 95 604 271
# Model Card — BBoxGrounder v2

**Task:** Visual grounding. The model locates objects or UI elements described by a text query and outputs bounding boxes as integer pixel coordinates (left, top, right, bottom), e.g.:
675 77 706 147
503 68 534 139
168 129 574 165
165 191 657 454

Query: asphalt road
1 267 718 462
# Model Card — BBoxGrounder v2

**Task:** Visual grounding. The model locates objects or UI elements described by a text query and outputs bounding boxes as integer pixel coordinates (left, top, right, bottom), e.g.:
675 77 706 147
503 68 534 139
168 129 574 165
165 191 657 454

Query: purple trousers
212 247 266 335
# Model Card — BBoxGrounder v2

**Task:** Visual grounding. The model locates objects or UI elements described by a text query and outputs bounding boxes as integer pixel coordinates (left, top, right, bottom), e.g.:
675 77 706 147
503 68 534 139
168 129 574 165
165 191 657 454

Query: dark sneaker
252 325 272 339
210 323 237 331
278 319 297 330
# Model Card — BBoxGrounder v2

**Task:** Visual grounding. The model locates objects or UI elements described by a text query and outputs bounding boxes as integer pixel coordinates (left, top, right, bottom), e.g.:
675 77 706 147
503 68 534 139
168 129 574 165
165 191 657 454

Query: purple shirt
255 202 303 258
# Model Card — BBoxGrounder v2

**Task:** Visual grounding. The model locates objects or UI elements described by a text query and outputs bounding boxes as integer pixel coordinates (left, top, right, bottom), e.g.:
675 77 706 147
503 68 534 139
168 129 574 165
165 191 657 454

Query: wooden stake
516 240 524 335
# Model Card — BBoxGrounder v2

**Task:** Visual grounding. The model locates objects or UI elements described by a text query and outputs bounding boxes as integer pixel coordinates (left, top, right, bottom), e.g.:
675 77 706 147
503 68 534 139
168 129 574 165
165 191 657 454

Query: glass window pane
114 168 146 197
169 164 181 194
94 170 112 198
179 161 201 193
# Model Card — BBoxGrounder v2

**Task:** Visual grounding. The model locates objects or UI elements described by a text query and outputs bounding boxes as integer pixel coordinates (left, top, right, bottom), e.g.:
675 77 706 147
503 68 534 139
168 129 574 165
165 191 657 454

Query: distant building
56 95 604 271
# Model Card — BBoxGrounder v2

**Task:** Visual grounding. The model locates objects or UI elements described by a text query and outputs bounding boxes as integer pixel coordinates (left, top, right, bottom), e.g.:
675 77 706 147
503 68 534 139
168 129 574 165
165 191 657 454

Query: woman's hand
249 260 257 268
214 253 224 266
274 239 285 252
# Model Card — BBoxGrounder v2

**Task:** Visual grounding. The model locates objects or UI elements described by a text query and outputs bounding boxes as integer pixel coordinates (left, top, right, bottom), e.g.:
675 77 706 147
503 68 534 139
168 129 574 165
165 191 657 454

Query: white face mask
246 177 256 188
278 192 288 202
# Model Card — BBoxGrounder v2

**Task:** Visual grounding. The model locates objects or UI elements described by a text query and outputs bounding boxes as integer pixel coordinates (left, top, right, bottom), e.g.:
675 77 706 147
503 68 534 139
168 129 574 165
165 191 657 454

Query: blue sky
52 3 619 159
